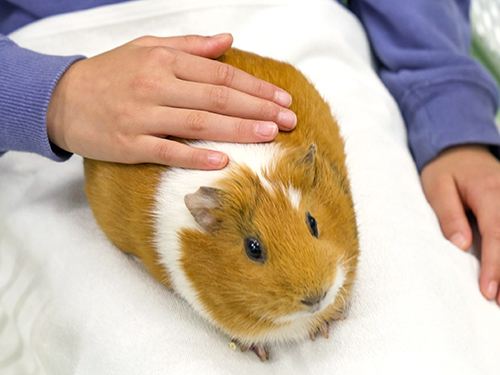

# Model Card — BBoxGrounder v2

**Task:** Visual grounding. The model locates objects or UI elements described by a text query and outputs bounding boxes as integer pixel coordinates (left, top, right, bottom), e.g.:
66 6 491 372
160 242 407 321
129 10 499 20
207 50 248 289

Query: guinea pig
83 48 359 361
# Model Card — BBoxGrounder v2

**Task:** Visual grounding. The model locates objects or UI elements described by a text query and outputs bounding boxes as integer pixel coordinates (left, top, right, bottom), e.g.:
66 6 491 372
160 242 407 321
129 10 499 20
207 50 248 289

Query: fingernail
254 122 278 137
486 281 498 300
450 233 467 250
278 109 297 129
274 90 292 107
212 33 231 39
207 152 226 167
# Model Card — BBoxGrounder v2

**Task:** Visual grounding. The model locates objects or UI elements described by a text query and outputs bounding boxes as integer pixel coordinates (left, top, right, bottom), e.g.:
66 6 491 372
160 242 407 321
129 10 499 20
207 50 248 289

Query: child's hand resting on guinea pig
421 145 500 305
46 33 296 169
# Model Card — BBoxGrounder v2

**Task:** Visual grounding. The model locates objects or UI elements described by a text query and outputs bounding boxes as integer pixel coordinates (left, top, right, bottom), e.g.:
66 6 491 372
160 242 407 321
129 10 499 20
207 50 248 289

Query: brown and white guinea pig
84 48 359 361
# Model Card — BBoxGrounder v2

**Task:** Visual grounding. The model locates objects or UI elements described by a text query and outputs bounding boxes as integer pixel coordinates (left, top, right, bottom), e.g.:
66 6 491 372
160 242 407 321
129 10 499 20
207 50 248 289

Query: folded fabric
1 0 499 374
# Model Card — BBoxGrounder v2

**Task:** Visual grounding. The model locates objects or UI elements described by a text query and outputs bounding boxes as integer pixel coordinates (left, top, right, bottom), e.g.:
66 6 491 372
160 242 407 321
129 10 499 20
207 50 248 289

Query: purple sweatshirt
1 0 499 171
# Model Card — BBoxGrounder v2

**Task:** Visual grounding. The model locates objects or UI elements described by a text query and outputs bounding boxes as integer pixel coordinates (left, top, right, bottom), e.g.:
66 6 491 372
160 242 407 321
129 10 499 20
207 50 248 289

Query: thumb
421 173 472 250
134 33 233 59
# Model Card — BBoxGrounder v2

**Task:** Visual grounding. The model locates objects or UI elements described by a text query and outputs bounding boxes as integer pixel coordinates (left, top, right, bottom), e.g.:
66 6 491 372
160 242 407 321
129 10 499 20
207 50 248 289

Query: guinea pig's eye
244 237 266 263
306 212 318 238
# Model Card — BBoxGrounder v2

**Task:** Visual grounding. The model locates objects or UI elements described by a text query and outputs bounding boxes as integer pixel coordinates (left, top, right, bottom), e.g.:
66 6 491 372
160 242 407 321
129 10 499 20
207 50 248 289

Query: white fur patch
230 263 347 345
284 186 302 210
259 175 274 194
152 140 284 326
272 264 346 339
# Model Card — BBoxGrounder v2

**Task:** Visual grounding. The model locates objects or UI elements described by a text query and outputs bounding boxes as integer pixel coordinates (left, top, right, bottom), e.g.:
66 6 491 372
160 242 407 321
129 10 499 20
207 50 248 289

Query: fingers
131 34 295 131
148 107 278 142
161 80 297 130
63 34 295 170
171 50 293 108
133 34 293 109
466 177 500 303
134 33 233 59
133 136 228 170
421 146 500 305
479 232 500 303
421 173 472 250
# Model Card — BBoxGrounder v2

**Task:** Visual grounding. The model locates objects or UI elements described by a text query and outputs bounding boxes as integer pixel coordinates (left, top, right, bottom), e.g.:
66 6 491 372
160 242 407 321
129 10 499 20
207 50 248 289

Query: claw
231 340 270 361
319 320 329 339
310 319 331 341
251 344 270 361
309 330 317 341
231 339 248 352
329 311 346 322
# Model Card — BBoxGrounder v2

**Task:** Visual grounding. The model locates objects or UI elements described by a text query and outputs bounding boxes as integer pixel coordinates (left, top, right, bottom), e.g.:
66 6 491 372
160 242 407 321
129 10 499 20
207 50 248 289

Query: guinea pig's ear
301 143 317 167
295 143 317 187
184 186 223 232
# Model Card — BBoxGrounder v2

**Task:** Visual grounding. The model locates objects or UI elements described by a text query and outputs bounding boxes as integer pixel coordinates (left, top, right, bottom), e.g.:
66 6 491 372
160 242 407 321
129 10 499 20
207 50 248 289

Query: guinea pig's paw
250 344 270 362
231 339 270 362
309 320 330 341
329 311 347 322
309 311 348 341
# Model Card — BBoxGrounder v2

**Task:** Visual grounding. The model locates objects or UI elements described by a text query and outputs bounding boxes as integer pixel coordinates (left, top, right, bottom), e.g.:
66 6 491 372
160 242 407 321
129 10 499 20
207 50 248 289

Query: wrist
46 59 83 153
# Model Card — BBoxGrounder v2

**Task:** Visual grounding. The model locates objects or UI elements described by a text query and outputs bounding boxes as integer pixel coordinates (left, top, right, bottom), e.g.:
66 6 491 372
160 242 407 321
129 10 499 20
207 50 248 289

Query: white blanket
1 0 500 374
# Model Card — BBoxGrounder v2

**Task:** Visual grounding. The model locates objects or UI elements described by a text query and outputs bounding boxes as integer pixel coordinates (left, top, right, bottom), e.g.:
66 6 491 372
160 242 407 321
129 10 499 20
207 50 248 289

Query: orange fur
84 160 172 288
84 48 359 348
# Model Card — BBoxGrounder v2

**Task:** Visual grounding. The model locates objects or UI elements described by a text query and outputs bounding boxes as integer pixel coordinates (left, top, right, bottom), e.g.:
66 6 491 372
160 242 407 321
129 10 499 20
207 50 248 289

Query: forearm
350 0 500 171
0 35 84 160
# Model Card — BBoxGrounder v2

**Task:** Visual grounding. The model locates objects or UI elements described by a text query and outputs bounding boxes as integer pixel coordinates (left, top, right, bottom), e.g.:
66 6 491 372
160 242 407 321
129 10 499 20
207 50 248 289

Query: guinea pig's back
218 49 347 169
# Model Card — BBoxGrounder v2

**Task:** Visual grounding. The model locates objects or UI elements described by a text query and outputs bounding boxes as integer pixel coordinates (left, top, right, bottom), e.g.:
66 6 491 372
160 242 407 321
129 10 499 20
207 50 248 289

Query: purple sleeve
349 0 500 171
0 35 85 161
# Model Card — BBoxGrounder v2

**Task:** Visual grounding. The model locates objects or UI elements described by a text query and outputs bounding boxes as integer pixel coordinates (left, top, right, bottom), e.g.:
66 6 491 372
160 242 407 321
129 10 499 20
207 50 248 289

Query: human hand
46 33 296 169
421 145 500 304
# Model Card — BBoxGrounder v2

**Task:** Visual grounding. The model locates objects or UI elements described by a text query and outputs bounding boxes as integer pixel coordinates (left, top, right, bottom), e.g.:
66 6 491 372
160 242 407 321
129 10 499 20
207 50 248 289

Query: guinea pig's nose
301 291 327 307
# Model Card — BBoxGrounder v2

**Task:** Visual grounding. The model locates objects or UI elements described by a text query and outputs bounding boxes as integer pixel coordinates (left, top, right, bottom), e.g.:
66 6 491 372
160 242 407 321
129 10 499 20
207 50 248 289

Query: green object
470 0 500 125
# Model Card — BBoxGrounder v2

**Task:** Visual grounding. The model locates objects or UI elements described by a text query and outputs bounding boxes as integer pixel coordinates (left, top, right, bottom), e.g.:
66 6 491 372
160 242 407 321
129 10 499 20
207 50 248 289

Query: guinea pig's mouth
274 265 346 324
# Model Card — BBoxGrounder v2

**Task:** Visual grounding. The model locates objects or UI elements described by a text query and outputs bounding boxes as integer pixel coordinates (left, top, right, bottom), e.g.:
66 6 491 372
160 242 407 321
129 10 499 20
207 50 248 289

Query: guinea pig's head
180 144 359 345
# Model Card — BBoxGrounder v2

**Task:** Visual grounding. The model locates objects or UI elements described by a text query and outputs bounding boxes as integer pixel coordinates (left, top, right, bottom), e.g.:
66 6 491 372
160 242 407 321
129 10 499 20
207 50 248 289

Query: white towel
1 0 500 374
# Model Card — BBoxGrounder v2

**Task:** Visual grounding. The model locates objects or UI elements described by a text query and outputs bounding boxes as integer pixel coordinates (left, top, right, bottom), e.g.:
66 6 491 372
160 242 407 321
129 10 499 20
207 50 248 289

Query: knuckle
481 174 500 192
130 74 159 95
182 34 196 45
181 34 209 52
234 119 248 137
155 141 176 164
260 100 279 119
117 109 142 137
186 112 207 133
115 134 136 163
208 86 229 110
117 101 138 120
255 80 270 98
133 35 156 46
115 130 131 147
149 46 176 65
189 150 203 168
216 63 234 86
